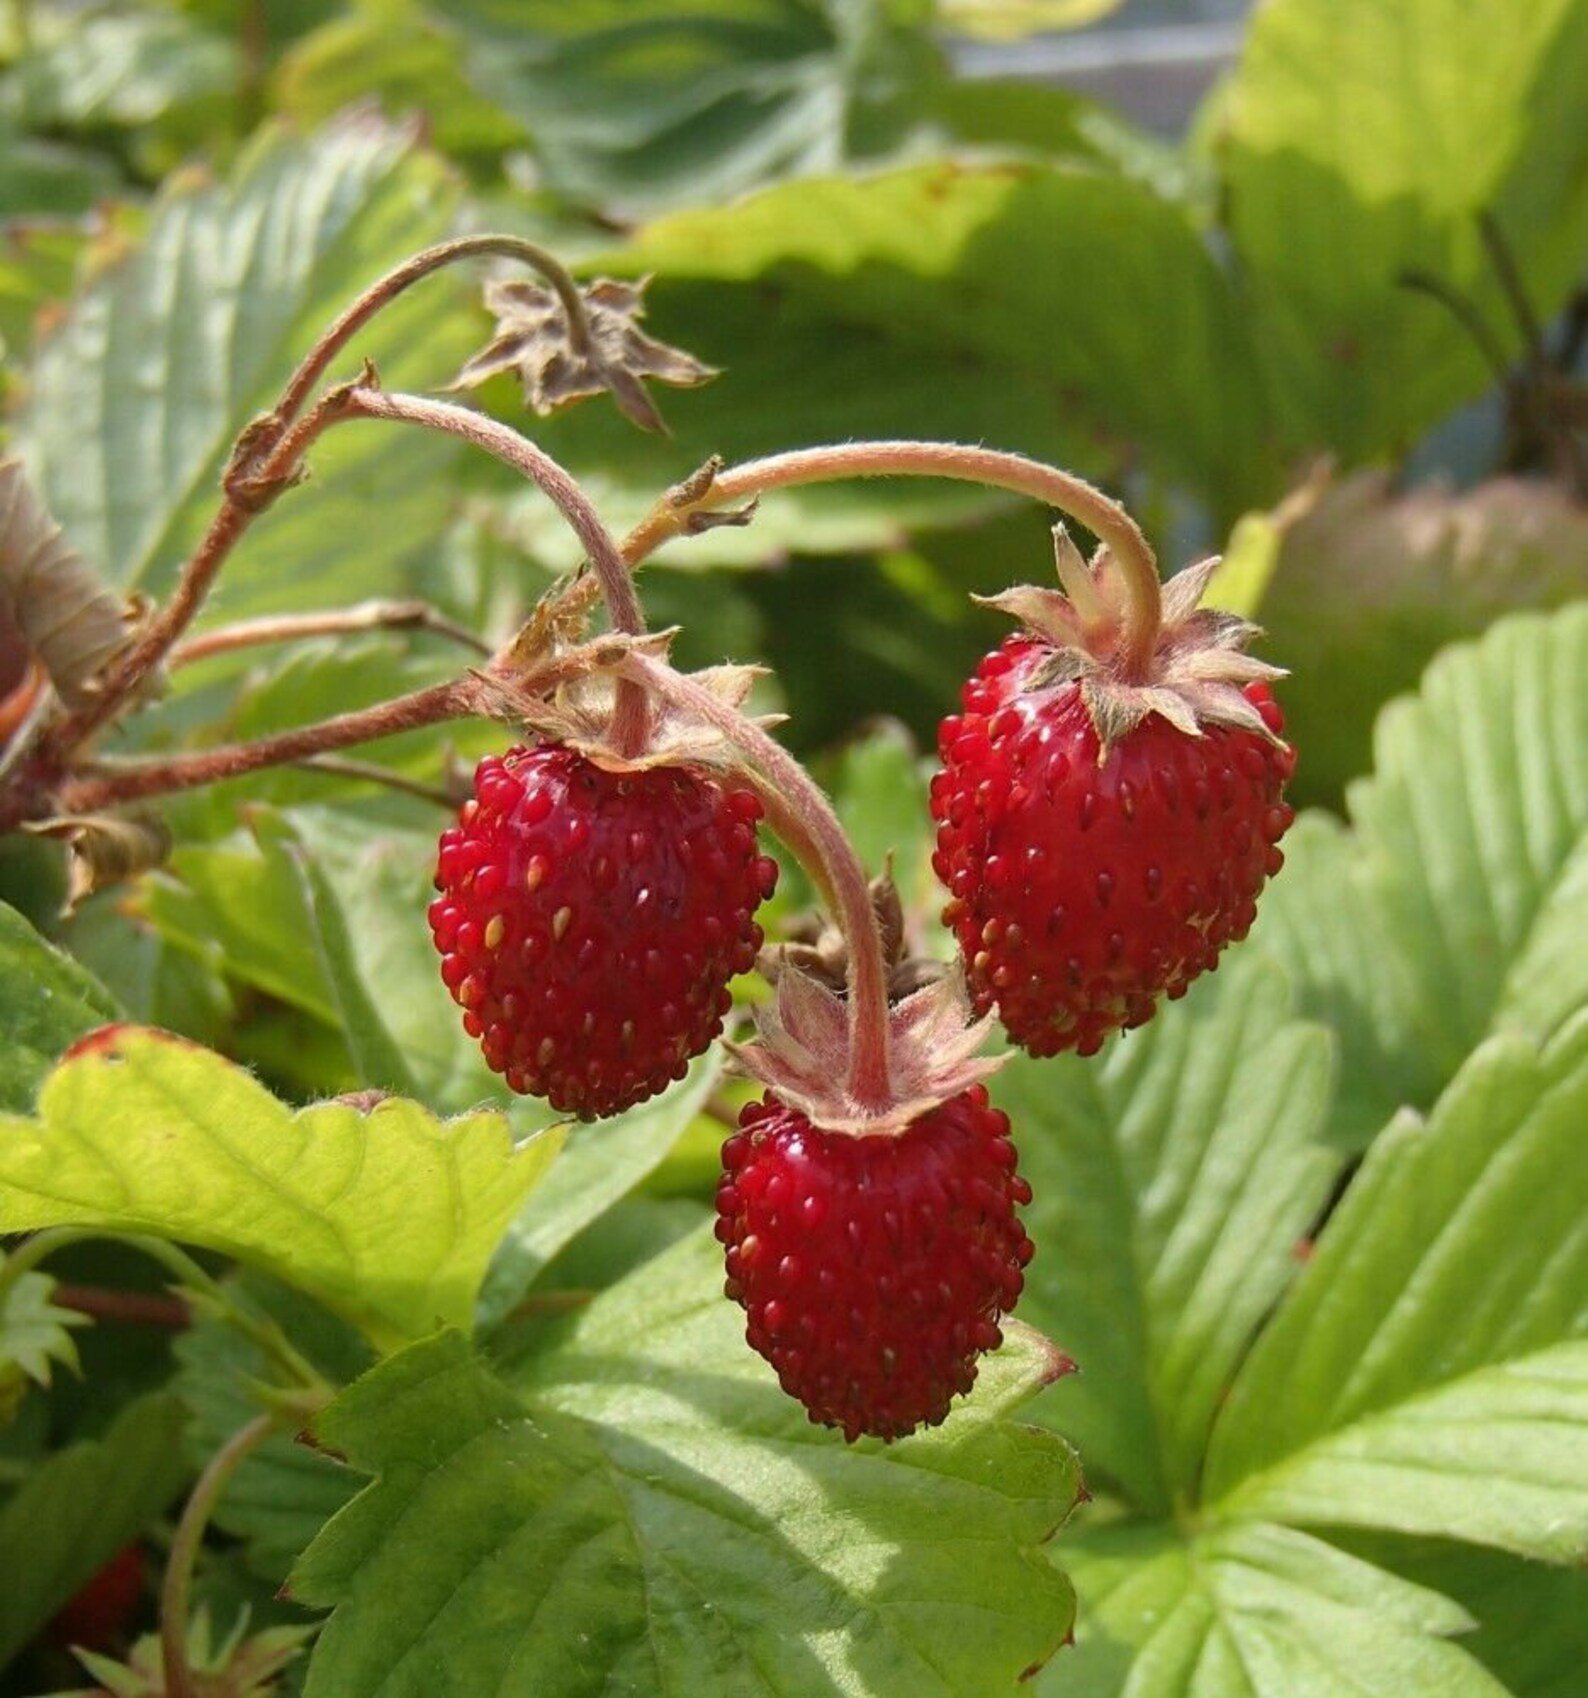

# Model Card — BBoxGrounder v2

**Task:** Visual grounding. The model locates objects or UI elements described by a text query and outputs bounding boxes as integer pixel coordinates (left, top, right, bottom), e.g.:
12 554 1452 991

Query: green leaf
478 1048 727 1324
15 115 474 620
1204 1021 1588 1561
586 156 1273 518
175 1274 371 1581
997 958 1337 1514
1046 1518 1506 1698
7 8 238 150
1252 603 1588 1146
1216 0 1588 459
0 1392 189 1672
0 1027 566 1351
0 1270 86 1395
139 805 508 1112
424 0 938 218
0 898 122 1113
939 0 1128 37
296 1252 1081 1698
272 2 526 167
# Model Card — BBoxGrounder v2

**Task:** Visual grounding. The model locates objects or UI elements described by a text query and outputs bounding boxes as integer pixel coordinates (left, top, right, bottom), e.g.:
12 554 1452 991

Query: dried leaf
451 276 717 434
0 460 157 710
24 812 173 912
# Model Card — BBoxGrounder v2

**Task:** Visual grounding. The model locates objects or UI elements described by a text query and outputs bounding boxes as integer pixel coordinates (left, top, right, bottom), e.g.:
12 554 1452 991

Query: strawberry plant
1 2 1586 1696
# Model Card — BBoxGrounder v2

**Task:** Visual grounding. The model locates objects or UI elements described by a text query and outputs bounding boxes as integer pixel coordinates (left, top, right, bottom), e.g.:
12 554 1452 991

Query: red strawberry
930 539 1295 1058
430 743 778 1117
715 1084 1033 1441
46 1542 144 1651
932 641 1293 1055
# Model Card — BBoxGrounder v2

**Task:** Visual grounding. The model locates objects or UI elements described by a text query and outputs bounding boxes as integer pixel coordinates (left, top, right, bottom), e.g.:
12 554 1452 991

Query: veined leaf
296 1233 1081 1698
16 115 474 622
0 898 122 1113
0 1027 565 1351
478 1047 727 1324
1046 1519 1506 1698
0 1393 189 1672
1205 1020 1588 1562
998 958 1337 1514
1252 603 1588 1147
1216 0 1588 459
0 1270 86 1396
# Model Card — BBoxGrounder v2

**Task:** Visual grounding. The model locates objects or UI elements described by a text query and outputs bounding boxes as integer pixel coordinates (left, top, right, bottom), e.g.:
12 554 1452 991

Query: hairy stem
621 441 1164 679
344 389 650 754
162 1415 278 1698
56 678 480 813
170 601 490 668
620 652 891 1110
273 234 594 427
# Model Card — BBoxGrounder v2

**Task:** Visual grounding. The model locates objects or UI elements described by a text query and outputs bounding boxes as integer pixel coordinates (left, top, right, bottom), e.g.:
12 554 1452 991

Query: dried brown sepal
0 459 162 711
762 870 945 1003
726 964 1003 1139
985 540 1286 761
522 647 786 775
24 810 173 913
451 276 717 435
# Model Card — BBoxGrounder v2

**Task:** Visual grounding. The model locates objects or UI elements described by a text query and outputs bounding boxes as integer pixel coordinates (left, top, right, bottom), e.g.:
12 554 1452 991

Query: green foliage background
0 2 1586 1695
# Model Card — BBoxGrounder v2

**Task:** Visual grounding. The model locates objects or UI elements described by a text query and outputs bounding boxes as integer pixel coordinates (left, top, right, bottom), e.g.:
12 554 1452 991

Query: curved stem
55 678 479 813
273 234 594 427
162 1414 278 1698
170 601 490 669
620 652 891 1110
345 390 650 755
621 441 1164 680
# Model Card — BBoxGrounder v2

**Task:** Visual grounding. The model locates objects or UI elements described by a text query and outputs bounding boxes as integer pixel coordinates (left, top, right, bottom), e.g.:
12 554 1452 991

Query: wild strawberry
715 1084 1033 1442
429 743 778 1117
931 543 1295 1056
46 1542 144 1651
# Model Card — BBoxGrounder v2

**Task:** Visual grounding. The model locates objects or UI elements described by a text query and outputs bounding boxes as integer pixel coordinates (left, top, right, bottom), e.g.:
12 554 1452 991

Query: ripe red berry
46 1542 144 1651
931 634 1295 1057
715 1085 1033 1441
430 743 778 1117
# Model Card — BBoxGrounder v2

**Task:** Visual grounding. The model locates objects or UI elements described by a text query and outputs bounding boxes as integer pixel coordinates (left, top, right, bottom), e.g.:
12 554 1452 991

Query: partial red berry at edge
46 1542 145 1651
931 635 1295 1058
430 743 778 1117
715 1085 1034 1442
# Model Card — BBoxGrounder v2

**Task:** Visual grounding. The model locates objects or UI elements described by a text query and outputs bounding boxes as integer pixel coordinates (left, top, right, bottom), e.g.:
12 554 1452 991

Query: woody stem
621 441 1164 679
619 651 891 1112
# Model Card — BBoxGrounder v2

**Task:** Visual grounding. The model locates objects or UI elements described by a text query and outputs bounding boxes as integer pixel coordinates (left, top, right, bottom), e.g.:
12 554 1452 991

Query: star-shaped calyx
982 525 1285 756
728 964 1004 1139
452 276 717 434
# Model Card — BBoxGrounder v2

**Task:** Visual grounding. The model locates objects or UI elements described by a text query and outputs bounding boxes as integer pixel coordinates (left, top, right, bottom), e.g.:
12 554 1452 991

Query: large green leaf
423 0 938 218
1251 603 1588 1147
575 156 1273 520
478 1047 727 1323
1216 0 1588 459
0 898 121 1113
1047 1519 1506 1698
1204 1019 1588 1562
295 1233 1081 1698
998 958 1337 1515
15 115 474 619
139 805 507 1112
175 1274 372 1582
0 1027 565 1351
0 1392 189 1672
